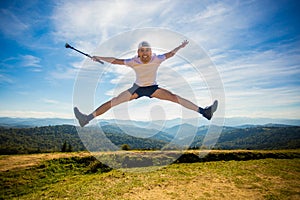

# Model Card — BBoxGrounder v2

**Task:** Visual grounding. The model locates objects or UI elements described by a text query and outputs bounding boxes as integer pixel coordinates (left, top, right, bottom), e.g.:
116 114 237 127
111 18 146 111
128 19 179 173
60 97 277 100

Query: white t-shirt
124 54 166 86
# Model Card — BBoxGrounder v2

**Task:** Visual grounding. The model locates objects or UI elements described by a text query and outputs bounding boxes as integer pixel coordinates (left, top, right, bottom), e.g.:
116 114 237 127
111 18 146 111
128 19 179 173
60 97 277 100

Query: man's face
138 47 152 64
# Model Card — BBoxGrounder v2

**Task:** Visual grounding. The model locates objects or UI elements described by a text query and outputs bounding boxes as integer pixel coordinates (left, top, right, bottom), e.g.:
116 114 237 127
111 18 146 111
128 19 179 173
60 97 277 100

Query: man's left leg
151 88 199 111
151 88 218 120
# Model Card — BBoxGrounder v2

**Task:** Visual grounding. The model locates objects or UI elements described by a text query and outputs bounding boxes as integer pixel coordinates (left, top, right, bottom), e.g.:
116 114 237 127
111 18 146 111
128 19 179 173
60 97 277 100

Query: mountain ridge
1 123 299 154
1 117 299 128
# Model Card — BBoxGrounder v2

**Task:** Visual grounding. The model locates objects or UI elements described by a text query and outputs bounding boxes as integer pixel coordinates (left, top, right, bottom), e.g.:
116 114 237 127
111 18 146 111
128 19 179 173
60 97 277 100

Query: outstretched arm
91 56 125 65
164 40 189 59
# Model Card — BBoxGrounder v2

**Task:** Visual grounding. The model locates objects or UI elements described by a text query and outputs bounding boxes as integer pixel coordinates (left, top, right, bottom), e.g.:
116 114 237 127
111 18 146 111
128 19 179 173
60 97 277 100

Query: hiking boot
199 100 218 120
74 107 89 127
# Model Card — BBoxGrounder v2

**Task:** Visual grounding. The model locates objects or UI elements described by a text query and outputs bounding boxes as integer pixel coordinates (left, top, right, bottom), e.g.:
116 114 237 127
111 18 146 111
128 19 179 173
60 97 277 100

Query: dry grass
14 159 300 200
1 149 299 172
1 150 300 200
0 152 91 172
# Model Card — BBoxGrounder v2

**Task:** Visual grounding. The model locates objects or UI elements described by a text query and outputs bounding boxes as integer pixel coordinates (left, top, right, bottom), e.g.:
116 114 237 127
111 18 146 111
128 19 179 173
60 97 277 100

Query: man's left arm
164 40 189 59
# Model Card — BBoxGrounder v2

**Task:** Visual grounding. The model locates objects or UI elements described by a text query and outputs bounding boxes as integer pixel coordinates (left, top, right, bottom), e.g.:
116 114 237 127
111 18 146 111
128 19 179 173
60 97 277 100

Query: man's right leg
93 90 138 117
74 90 138 127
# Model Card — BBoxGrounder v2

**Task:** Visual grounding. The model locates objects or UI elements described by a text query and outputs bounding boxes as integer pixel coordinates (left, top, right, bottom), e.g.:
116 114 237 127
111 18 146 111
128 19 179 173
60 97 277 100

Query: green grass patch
0 156 111 199
13 158 300 200
1 150 300 199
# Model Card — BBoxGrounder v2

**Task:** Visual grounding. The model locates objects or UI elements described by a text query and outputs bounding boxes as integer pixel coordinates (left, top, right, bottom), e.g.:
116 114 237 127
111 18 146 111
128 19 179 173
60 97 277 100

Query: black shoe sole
211 100 218 113
202 100 218 120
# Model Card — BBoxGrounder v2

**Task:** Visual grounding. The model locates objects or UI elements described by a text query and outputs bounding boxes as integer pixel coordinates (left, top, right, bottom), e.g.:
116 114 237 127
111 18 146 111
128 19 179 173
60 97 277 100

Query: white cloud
51 0 173 47
213 43 300 118
224 85 300 119
43 98 60 104
0 110 72 119
0 2 56 51
0 9 29 38
21 55 41 68
1 54 42 74
0 74 14 84
48 0 300 120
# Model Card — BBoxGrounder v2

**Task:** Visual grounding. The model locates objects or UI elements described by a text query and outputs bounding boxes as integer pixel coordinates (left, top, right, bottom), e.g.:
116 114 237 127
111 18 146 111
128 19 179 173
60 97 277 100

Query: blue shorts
128 83 160 98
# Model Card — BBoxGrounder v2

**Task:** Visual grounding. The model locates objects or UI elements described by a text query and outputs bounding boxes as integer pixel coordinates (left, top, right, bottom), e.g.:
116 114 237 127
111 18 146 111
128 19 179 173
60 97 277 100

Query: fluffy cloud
3 0 298 120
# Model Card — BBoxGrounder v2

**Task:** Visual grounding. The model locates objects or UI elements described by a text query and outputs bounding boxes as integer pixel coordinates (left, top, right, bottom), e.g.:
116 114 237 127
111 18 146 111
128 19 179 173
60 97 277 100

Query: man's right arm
92 56 125 65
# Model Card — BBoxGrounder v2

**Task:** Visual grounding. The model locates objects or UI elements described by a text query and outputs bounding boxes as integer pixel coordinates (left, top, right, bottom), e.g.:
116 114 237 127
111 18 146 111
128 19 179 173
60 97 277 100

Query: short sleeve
157 54 166 61
124 58 134 67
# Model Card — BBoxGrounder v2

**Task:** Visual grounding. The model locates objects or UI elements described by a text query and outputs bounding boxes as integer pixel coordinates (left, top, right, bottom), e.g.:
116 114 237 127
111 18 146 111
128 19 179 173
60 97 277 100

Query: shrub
121 144 130 151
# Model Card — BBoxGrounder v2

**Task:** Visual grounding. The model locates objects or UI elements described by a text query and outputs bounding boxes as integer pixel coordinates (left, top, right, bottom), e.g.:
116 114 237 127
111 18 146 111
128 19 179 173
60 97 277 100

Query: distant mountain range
0 117 75 128
1 116 300 153
0 117 299 128
1 122 299 154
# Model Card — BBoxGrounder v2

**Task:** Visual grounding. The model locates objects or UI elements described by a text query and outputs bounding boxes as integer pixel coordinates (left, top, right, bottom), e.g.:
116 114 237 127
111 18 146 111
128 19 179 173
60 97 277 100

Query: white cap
138 41 151 49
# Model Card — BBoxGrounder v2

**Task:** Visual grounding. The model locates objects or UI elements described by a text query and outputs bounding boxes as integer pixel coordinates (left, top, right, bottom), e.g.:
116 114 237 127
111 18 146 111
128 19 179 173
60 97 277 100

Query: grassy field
1 150 300 200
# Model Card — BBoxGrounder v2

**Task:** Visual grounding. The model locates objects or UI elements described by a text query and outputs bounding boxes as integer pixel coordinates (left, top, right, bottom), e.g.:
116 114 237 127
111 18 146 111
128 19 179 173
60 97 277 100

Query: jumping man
74 40 218 127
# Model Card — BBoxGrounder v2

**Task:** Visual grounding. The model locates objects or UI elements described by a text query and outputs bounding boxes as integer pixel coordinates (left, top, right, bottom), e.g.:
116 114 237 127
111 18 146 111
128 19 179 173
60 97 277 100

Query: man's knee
163 91 179 103
111 96 122 106
170 93 179 103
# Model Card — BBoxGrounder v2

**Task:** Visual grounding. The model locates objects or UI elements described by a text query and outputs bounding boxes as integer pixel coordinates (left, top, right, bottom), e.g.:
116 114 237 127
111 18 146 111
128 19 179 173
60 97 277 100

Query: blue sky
0 0 299 121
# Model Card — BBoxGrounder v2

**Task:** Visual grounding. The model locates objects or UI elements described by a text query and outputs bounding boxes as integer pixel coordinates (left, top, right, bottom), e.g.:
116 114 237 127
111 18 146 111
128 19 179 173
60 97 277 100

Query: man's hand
164 40 189 59
180 40 189 48
91 56 99 62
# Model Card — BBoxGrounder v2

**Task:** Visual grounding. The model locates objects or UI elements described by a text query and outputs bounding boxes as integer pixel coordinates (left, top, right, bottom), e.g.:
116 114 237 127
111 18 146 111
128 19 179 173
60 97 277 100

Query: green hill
0 125 169 154
0 124 299 155
1 151 299 199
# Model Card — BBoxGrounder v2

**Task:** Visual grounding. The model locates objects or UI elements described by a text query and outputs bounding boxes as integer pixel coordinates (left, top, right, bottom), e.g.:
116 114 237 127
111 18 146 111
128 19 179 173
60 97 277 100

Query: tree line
0 124 299 155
